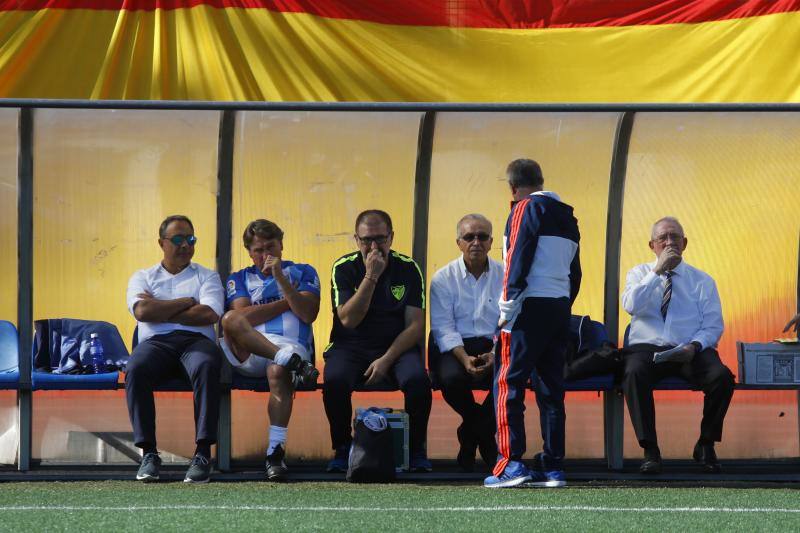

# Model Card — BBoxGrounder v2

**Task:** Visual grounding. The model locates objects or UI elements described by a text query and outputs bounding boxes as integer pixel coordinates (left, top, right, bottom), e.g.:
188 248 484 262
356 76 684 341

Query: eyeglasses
652 232 683 244
357 235 389 246
164 234 197 246
460 233 491 242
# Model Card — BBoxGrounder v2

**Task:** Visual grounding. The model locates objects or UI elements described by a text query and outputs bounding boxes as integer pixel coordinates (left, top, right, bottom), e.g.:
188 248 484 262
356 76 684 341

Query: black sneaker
285 354 319 389
136 452 161 482
266 444 288 481
184 454 212 483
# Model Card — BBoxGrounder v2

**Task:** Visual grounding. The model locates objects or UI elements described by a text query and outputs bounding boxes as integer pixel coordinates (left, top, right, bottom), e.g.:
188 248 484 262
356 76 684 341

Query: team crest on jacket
391 285 406 301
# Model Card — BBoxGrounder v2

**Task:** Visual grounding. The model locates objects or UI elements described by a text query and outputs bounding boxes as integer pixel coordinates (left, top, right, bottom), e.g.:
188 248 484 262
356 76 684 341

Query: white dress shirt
622 259 723 350
430 256 504 353
127 262 225 343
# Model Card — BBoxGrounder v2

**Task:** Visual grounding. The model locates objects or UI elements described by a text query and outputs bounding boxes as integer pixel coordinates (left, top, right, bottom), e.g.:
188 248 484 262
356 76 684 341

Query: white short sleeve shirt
127 262 224 343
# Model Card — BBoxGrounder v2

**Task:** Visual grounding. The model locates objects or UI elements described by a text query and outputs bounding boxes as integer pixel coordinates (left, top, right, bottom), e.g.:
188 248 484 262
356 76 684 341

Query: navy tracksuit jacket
493 190 581 475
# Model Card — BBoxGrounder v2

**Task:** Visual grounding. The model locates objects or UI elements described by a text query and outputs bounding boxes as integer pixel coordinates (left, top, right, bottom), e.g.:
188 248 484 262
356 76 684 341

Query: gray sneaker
183 454 211 483
136 452 161 482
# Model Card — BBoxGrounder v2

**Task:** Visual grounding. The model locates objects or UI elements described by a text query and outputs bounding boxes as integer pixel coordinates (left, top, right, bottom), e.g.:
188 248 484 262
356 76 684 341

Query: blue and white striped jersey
225 261 320 348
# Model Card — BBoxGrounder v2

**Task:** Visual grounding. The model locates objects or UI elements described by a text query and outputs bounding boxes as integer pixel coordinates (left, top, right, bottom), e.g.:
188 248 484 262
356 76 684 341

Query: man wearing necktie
621 216 734 475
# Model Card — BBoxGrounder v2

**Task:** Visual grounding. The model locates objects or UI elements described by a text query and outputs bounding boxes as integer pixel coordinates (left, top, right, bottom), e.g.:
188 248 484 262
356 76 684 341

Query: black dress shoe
639 447 662 474
693 441 722 473
456 423 477 472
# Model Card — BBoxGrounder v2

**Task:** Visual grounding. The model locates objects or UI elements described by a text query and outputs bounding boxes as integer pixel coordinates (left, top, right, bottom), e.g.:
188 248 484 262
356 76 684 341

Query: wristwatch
690 341 702 352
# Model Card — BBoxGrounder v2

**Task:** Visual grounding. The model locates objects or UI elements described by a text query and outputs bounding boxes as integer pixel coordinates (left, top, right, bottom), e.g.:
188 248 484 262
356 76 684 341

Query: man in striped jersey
220 219 321 481
485 159 581 489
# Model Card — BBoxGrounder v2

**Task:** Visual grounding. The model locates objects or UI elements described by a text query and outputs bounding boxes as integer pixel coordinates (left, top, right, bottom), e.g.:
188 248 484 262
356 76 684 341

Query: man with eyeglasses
323 209 432 473
485 158 581 489
220 219 320 481
125 214 225 484
430 213 501 472
622 216 734 475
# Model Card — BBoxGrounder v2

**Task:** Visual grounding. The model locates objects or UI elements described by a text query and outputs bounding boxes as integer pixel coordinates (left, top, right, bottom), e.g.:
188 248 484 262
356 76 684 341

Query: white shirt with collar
127 262 225 343
430 256 504 353
622 259 723 350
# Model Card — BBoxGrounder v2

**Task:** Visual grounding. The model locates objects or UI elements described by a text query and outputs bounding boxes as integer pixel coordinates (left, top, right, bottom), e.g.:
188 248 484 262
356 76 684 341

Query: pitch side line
0 505 799 513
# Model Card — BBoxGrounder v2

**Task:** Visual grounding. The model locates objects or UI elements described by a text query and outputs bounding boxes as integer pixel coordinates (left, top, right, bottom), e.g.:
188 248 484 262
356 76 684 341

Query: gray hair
506 158 544 189
651 216 685 239
456 213 492 239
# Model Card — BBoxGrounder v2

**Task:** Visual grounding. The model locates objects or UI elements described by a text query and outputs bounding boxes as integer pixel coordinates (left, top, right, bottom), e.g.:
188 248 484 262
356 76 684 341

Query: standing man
430 213 502 471
485 158 581 489
323 209 432 473
126 215 224 483
622 216 734 474
220 219 320 481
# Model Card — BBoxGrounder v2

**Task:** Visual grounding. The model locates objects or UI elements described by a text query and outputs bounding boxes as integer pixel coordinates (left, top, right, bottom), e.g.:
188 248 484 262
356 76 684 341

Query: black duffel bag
346 408 396 483
563 315 623 381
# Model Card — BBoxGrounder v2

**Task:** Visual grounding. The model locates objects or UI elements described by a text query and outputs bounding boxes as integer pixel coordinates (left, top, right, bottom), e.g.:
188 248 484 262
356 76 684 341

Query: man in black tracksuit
323 209 432 473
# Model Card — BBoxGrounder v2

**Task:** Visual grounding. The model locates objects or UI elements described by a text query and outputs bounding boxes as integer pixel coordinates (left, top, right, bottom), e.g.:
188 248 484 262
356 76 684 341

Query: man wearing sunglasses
430 214 502 472
622 216 734 475
323 209 432 473
125 215 225 484
220 219 320 481
486 158 581 489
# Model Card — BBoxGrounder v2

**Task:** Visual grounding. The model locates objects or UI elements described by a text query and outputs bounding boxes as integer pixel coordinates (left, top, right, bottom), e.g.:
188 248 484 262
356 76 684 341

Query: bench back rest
0 320 18 372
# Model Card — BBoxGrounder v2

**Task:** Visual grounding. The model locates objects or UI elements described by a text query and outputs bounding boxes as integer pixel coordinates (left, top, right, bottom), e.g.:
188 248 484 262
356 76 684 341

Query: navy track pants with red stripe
493 297 570 476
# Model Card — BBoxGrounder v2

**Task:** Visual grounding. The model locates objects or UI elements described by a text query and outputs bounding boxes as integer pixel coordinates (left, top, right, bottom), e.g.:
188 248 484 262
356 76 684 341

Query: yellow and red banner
1 1 799 101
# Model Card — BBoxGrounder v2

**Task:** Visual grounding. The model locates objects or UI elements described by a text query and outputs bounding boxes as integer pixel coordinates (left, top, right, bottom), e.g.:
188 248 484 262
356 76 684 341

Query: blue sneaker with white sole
483 460 531 488
326 446 349 473
524 452 566 487
524 468 566 488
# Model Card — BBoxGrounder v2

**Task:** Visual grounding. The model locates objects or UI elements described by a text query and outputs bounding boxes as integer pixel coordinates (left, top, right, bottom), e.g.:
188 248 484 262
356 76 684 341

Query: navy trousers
493 297 570 475
323 344 432 454
125 330 222 449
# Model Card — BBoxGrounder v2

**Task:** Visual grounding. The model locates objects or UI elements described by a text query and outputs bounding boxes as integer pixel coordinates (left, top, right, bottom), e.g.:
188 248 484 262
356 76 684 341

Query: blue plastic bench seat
0 368 19 389
0 320 20 390
565 374 615 391
31 370 120 391
31 319 127 391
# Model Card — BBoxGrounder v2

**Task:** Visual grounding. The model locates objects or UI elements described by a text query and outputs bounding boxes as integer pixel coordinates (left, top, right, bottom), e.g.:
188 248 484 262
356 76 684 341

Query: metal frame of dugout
2 100 799 473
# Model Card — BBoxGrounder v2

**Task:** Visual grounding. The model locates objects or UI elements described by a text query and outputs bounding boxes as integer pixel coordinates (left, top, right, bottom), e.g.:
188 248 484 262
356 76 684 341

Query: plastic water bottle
89 333 105 374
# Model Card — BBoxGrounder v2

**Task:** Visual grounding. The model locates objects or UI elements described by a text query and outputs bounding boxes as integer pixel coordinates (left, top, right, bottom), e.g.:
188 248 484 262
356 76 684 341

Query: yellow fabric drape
0 6 798 101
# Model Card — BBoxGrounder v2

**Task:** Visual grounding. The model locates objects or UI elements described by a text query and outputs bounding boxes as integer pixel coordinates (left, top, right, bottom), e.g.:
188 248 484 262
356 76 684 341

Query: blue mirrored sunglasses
165 234 197 246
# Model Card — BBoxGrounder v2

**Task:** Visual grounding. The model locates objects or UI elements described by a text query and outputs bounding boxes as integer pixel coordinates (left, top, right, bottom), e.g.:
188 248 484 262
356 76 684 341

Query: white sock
267 425 288 456
274 345 295 367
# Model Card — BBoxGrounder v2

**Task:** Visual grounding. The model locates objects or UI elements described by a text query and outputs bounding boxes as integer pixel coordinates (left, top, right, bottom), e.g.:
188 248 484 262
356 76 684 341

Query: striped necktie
661 271 673 321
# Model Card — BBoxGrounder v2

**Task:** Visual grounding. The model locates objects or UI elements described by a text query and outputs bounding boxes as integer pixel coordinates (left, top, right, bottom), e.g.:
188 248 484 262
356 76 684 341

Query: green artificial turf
0 482 798 532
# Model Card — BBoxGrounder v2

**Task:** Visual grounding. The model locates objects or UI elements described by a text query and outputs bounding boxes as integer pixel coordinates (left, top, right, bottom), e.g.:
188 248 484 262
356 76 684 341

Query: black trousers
430 336 494 436
323 344 432 454
125 330 222 449
622 345 735 449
